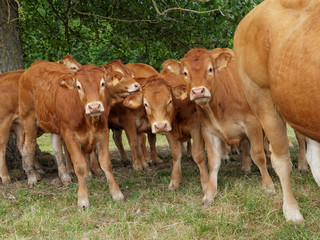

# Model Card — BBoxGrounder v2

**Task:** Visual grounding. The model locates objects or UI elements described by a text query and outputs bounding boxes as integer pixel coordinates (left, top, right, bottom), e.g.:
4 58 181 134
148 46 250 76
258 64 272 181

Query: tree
19 0 262 70
0 0 24 72
0 0 24 169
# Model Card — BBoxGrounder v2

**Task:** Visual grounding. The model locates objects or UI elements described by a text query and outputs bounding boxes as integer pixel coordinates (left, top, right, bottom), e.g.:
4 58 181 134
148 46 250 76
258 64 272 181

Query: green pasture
1 127 320 239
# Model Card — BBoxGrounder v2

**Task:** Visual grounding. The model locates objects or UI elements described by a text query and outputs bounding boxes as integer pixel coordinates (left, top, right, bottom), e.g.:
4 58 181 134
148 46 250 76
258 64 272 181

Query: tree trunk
0 0 24 169
0 0 24 72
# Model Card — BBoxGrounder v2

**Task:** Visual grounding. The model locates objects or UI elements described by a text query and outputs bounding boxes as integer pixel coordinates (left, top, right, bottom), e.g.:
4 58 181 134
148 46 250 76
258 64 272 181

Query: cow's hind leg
305 138 320 186
238 73 303 223
0 119 12 183
112 129 130 165
295 130 308 173
240 138 252 173
148 133 162 164
246 122 275 194
21 114 39 187
51 134 71 185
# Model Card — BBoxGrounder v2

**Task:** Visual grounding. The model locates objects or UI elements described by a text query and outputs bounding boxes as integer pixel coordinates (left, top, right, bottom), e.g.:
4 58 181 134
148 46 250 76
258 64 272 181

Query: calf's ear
172 85 188 101
162 59 182 75
213 52 233 71
59 76 75 89
123 91 143 109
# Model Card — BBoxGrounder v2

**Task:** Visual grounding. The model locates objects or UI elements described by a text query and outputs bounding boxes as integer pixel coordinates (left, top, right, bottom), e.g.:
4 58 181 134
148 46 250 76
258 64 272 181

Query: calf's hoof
202 194 216 207
37 168 46 175
168 181 180 191
241 166 251 174
298 165 308 174
133 164 143 172
1 176 11 184
27 171 38 188
111 191 124 202
60 173 72 185
222 157 231 164
78 197 90 209
263 182 276 195
153 158 163 164
92 168 103 176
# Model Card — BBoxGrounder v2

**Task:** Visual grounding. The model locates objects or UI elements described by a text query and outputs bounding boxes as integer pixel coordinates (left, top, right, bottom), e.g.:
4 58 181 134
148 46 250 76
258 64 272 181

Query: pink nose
88 102 101 113
154 122 167 133
134 83 140 91
191 87 206 99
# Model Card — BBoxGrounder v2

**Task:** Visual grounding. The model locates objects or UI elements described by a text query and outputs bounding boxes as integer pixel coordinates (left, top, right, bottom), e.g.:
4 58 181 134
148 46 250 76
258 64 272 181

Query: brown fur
234 0 320 222
180 47 275 206
19 61 124 207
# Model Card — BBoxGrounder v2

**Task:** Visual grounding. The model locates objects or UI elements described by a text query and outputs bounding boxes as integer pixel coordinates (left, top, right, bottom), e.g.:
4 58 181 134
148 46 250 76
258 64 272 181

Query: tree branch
151 0 226 17
72 8 161 23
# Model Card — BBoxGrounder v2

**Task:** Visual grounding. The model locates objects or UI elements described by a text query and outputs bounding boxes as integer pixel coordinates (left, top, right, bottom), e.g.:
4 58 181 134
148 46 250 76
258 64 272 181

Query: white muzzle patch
85 101 105 115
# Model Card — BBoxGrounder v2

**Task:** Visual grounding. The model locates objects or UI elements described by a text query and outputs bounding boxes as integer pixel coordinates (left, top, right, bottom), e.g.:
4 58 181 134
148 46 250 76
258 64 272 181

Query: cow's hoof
202 194 216 207
1 176 11 184
61 174 72 185
111 191 124 202
298 165 308 174
78 197 90 209
27 172 38 188
37 168 46 175
283 203 304 223
168 182 180 191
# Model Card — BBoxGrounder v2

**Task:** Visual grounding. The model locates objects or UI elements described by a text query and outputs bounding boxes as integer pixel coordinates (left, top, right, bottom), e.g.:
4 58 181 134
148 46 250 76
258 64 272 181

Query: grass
1 127 320 239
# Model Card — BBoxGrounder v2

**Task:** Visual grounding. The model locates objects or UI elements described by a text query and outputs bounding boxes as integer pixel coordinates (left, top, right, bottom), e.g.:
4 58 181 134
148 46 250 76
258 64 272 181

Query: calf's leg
97 129 124 202
201 128 222 206
166 134 183 191
51 134 71 185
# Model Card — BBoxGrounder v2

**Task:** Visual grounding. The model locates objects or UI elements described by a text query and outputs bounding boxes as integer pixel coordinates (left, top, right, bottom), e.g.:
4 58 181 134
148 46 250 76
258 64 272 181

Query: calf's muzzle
86 101 105 117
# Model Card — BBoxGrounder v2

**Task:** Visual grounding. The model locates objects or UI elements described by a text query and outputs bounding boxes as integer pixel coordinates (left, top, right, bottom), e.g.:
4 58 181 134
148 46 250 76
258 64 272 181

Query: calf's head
102 60 140 103
164 48 233 106
59 64 107 117
57 55 82 71
123 77 184 134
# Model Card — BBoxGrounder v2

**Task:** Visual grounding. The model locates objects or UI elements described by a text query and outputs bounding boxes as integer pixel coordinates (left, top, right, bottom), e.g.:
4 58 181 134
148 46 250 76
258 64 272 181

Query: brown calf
124 69 208 193
19 61 133 207
104 62 161 171
166 48 275 206
0 55 82 184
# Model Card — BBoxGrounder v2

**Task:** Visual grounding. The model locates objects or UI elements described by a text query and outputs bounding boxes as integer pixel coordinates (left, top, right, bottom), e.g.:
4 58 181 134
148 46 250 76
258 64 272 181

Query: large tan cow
234 0 320 222
123 71 209 193
165 48 275 207
19 61 139 207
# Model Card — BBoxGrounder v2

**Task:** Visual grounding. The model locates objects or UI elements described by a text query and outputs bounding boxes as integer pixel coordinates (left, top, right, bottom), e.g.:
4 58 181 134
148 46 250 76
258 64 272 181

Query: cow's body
19 61 125 207
171 48 274 206
124 69 208 193
234 0 320 222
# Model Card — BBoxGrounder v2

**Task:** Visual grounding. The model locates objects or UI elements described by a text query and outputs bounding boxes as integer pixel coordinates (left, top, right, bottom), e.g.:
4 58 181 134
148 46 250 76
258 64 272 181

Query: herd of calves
0 47 311 221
